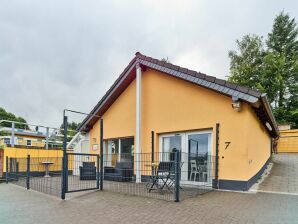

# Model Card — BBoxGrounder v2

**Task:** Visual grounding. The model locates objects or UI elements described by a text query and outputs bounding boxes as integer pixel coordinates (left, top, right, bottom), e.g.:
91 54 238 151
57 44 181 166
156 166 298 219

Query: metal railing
102 152 215 201
6 152 215 201
6 156 63 197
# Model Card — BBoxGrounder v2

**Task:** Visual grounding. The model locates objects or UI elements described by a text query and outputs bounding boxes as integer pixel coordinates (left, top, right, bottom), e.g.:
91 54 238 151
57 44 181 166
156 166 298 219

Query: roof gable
78 52 278 137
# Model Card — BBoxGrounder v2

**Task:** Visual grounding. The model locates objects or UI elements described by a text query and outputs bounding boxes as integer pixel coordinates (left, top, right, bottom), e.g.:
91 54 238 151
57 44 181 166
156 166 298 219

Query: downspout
135 62 142 183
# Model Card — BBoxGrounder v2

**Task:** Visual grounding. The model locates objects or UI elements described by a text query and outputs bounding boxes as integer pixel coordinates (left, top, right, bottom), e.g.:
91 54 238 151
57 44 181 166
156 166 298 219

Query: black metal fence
6 156 63 197
102 152 215 201
6 151 215 201
6 153 100 198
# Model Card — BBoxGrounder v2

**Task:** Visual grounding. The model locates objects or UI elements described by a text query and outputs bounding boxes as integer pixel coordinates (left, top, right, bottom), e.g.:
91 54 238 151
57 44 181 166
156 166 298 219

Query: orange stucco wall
246 107 271 179
89 68 271 182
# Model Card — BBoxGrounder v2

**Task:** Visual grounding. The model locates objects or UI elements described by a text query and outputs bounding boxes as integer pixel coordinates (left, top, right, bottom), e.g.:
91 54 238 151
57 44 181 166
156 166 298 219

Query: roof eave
260 94 279 137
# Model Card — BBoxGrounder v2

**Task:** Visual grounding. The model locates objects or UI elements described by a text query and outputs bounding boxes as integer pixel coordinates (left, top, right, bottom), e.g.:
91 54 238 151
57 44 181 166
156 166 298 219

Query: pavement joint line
254 190 298 196
214 189 258 194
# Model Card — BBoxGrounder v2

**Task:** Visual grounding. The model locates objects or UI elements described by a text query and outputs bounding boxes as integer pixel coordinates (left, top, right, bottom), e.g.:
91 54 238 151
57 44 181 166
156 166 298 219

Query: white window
104 138 134 167
4 138 10 145
26 139 32 146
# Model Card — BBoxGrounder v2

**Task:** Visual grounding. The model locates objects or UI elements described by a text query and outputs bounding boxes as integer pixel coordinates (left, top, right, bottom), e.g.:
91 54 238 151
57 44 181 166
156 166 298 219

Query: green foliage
229 35 265 89
228 12 298 128
0 107 28 130
60 121 80 131
60 121 81 141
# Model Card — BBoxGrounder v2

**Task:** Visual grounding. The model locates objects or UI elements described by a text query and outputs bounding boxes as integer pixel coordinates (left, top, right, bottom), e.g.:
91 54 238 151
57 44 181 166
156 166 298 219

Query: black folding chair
147 162 174 194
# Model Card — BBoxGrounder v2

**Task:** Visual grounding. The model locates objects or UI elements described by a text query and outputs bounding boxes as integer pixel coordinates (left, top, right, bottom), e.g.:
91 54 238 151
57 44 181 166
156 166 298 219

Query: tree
266 12 298 127
60 121 80 131
228 12 298 128
60 121 81 141
228 35 265 90
0 107 28 129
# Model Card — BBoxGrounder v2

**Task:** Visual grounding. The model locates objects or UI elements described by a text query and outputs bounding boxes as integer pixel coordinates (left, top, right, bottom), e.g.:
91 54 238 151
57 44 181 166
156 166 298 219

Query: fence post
174 151 180 202
61 115 68 200
215 123 220 189
151 131 154 163
9 158 12 175
65 153 68 193
96 155 100 189
6 156 8 184
100 118 103 191
26 155 30 190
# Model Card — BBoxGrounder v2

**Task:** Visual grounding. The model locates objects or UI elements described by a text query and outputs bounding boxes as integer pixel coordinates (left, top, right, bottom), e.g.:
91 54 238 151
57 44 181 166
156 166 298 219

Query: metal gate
62 153 100 196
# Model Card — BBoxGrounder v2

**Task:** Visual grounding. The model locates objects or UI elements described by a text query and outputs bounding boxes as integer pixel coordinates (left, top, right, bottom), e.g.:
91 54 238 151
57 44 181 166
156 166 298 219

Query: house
0 120 64 149
77 52 279 191
0 121 65 179
0 126 47 148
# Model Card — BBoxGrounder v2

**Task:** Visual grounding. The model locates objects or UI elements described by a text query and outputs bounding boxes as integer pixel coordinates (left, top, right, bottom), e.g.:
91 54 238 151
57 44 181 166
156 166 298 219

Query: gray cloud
0 0 297 127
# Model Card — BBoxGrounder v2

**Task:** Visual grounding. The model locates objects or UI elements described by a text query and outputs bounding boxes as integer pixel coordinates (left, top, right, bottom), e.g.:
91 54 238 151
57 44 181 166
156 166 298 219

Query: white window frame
159 130 213 186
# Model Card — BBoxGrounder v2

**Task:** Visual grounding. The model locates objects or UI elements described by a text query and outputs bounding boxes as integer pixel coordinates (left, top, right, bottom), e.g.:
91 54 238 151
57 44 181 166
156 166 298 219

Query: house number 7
225 142 231 149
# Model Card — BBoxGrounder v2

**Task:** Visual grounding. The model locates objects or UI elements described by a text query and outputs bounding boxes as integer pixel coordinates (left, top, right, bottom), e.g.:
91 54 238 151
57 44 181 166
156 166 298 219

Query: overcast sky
0 0 297 127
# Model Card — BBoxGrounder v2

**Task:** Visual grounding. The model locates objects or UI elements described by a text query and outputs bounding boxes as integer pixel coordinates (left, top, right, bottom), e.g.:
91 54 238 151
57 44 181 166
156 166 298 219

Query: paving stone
0 183 298 224
258 153 298 194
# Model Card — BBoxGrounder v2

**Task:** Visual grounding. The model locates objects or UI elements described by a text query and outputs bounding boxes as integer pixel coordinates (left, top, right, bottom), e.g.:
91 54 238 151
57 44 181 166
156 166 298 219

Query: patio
6 151 215 201
9 175 212 201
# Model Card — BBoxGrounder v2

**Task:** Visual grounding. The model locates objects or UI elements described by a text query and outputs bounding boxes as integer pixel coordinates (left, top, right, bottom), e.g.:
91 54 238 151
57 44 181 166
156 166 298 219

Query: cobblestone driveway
258 153 298 194
1 184 298 224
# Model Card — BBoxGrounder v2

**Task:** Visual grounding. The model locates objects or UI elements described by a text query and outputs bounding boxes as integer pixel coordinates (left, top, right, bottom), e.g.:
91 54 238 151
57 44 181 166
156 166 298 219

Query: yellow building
78 52 279 191
0 123 65 178
0 127 47 148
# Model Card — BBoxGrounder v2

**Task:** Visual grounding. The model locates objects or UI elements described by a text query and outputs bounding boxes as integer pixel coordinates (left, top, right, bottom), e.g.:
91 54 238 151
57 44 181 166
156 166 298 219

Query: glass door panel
107 139 119 167
120 137 134 164
161 135 181 161
187 133 211 183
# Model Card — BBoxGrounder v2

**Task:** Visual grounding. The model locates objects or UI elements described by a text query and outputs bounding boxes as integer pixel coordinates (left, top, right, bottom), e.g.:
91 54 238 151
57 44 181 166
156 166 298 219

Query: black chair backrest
115 161 132 170
157 162 174 173
82 162 95 169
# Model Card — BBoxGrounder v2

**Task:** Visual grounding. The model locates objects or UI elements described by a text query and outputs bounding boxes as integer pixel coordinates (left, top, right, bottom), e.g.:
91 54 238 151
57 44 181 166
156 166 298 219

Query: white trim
135 64 142 183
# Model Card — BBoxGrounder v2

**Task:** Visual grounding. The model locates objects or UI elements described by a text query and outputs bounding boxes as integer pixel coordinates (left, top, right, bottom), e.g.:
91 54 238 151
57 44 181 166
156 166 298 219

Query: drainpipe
46 127 49 150
136 63 142 183
11 122 15 147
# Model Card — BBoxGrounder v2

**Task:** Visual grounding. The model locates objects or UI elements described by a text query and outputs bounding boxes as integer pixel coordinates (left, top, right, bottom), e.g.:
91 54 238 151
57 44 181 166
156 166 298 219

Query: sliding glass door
159 130 212 186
